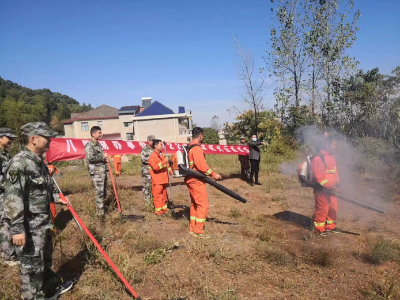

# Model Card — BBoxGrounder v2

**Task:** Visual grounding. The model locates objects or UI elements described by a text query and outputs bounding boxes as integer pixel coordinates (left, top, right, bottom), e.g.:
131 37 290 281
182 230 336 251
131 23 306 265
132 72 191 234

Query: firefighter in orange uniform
185 127 222 238
310 134 340 236
148 140 172 215
111 155 122 176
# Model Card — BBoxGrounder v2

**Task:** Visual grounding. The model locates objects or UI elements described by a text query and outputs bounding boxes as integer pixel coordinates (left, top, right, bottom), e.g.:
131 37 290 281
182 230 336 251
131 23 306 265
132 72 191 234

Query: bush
203 127 220 144
365 239 398 264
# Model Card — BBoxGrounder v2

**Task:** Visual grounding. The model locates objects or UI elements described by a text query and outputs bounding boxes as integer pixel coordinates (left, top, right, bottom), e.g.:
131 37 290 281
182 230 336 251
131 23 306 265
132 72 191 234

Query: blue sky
1 0 399 127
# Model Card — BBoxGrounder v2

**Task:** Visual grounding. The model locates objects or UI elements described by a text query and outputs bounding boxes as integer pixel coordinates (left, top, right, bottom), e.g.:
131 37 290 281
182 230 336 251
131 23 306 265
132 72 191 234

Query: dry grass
1 149 400 299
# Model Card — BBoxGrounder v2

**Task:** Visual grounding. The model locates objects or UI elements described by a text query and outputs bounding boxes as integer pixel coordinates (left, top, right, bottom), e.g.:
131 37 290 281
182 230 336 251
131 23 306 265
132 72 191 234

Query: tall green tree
266 0 308 108
312 0 360 121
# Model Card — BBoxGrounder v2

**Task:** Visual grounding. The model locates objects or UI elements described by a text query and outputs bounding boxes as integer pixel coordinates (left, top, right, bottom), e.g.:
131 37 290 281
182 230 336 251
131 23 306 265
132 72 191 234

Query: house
63 98 193 142
63 105 120 140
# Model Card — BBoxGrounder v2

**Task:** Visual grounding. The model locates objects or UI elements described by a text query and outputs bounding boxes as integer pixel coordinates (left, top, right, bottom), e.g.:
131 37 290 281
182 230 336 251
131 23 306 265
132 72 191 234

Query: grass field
1 148 400 300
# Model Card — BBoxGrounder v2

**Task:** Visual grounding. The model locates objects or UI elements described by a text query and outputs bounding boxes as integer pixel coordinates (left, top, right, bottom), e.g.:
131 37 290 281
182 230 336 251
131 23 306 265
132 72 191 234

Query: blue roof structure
119 105 140 115
136 101 175 117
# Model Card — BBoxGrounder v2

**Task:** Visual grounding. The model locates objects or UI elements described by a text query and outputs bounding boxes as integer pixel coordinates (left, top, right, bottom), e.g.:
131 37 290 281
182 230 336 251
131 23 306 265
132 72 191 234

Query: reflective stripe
205 169 212 176
168 167 172 171
314 222 325 227
189 161 194 165
190 216 196 220
196 218 206 222
158 163 163 169
155 205 168 212
320 179 328 186
148 167 152 170
326 220 335 224
325 168 336 174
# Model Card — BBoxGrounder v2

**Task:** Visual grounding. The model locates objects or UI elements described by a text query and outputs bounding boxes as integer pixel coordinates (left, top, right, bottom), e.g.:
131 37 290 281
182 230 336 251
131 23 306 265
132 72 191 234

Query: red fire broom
52 177 141 299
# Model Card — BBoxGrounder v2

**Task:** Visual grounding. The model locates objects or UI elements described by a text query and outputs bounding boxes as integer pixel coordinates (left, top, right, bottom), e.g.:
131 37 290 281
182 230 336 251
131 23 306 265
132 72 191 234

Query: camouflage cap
147 135 156 141
240 136 246 140
0 128 17 138
20 122 57 138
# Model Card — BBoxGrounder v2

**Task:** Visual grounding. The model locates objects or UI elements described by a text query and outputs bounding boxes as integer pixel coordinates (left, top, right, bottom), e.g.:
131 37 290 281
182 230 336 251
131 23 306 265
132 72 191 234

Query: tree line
0 76 92 137
224 0 400 149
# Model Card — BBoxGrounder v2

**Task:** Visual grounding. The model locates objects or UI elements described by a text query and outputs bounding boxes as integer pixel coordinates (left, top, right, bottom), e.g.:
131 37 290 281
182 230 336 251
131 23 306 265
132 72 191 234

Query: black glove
168 160 173 167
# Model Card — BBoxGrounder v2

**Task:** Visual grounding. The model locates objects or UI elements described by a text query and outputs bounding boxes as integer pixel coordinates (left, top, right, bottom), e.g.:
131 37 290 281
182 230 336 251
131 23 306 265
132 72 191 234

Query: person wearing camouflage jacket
84 126 109 217
0 128 18 264
3 122 72 300
141 135 155 208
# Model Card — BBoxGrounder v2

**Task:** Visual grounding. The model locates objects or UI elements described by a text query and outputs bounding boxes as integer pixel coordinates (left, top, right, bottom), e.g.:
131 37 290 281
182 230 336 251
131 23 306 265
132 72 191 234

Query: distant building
63 98 193 142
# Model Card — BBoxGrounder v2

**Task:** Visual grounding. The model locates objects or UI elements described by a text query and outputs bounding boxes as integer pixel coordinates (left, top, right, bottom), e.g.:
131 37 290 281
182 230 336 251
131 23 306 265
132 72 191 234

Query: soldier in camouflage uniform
3 122 72 300
238 136 250 181
141 135 155 208
0 128 18 265
84 126 109 217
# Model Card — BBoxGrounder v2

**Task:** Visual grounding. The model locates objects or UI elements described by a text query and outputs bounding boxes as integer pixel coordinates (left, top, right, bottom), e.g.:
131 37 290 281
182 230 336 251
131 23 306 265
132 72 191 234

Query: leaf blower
172 145 247 204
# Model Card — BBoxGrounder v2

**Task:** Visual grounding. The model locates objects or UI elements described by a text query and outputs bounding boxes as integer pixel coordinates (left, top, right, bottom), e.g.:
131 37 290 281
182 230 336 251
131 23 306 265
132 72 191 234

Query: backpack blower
171 145 247 204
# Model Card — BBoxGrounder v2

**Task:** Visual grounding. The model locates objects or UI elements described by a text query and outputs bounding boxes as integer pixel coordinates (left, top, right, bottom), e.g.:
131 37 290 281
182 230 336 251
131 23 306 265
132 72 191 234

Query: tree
266 0 308 108
331 67 400 145
224 109 282 144
210 115 220 131
229 34 267 135
0 76 92 133
203 128 220 145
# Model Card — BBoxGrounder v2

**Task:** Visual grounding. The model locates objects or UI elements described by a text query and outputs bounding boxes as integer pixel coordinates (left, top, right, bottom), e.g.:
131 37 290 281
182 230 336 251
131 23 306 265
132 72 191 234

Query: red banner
46 138 250 162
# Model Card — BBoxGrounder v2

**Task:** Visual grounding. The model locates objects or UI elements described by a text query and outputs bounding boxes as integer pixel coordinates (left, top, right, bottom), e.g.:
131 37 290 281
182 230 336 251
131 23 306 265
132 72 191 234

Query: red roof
63 116 118 124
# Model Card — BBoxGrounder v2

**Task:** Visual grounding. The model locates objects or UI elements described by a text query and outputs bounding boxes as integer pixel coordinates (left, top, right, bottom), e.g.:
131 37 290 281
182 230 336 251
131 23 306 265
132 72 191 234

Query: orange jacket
185 143 215 183
148 150 171 185
311 150 339 189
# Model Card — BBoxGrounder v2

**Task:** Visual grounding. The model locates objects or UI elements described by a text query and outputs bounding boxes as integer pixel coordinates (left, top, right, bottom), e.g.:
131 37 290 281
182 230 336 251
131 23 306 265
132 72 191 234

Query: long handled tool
179 164 247 203
163 142 175 214
52 178 83 232
107 161 122 214
52 177 142 299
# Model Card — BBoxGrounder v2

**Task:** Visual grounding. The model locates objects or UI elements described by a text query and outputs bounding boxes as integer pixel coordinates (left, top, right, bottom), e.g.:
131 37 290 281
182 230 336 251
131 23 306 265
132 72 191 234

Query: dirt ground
1 158 400 300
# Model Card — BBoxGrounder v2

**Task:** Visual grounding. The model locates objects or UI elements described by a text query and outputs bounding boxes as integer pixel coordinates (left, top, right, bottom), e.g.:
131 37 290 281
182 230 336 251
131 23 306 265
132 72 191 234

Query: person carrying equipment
111 155 122 176
84 126 109 218
311 134 340 236
148 140 172 216
141 135 155 209
185 127 221 238
3 122 73 300
0 127 19 266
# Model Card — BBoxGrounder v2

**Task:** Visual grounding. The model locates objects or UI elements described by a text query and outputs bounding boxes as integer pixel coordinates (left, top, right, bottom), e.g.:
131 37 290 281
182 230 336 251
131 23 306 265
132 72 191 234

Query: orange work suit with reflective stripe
112 155 122 176
311 150 339 233
184 143 215 234
148 151 171 215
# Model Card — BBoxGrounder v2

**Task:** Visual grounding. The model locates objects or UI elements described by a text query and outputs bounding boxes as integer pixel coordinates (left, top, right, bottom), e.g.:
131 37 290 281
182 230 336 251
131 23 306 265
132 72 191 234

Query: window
126 133 134 140
81 122 89 131
98 121 103 129
123 122 133 128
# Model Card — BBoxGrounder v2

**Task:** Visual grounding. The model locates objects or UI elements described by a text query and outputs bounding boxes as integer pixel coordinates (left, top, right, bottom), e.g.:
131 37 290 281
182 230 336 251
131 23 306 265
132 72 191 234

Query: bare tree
229 34 267 135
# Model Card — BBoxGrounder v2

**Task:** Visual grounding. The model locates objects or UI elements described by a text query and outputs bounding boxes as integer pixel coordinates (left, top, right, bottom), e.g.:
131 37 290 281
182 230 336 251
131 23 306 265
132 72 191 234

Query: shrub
365 239 398 264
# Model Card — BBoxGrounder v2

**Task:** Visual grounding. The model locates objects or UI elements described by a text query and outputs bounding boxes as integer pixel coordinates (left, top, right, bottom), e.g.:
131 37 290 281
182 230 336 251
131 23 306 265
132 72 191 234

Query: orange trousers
152 183 168 215
187 180 209 234
314 190 337 233
113 156 121 176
